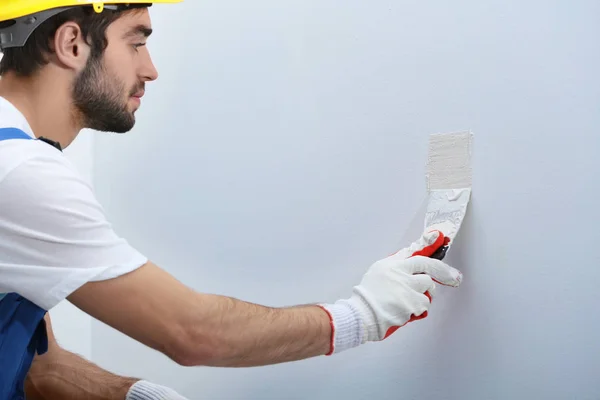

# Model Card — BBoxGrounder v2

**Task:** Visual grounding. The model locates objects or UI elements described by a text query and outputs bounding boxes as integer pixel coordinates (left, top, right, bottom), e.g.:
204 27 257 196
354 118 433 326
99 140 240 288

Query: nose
140 48 159 82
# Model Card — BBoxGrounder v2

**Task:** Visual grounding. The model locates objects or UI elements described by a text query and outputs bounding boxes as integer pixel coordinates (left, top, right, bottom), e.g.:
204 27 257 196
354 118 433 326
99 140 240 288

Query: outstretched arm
67 231 462 367
25 314 187 400
69 262 332 368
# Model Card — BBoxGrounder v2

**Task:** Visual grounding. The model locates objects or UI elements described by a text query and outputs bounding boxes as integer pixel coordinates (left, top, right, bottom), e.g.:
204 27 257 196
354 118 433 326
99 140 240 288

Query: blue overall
0 128 49 400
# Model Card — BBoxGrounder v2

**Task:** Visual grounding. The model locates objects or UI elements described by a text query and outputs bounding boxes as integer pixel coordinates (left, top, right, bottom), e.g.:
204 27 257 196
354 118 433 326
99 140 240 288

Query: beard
72 55 142 133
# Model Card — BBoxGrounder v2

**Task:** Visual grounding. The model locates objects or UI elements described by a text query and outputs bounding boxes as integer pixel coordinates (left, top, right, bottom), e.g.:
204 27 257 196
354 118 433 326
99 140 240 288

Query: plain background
44 0 600 399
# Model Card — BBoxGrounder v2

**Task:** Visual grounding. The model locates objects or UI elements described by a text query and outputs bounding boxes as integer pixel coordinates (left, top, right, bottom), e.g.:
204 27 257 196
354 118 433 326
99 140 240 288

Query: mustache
130 83 145 96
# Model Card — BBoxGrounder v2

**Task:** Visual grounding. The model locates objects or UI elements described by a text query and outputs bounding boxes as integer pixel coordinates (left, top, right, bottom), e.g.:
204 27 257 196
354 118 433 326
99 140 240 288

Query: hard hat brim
0 1 182 51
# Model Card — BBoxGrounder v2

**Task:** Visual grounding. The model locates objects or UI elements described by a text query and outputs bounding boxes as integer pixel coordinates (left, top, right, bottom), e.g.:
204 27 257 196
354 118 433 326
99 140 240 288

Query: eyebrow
123 25 153 39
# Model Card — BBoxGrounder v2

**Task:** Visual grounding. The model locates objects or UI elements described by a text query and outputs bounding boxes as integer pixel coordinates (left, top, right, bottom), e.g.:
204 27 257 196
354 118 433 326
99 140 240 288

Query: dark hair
0 6 144 77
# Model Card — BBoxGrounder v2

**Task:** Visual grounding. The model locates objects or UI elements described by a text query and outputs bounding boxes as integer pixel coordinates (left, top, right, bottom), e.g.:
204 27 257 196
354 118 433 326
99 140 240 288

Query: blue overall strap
0 127 62 151
0 294 48 400
0 128 32 140
0 128 49 399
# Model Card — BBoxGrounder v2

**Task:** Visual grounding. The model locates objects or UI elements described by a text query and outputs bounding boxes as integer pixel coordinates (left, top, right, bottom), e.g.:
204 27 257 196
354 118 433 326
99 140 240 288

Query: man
0 1 463 399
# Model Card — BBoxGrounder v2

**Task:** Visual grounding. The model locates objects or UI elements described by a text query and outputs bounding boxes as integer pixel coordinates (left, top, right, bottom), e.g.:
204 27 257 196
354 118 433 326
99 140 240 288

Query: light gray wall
91 1 600 399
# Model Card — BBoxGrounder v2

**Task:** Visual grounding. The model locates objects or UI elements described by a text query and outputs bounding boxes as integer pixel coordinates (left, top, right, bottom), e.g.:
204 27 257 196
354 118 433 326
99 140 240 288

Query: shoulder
0 142 147 310
0 138 83 185
0 142 108 262
0 141 95 214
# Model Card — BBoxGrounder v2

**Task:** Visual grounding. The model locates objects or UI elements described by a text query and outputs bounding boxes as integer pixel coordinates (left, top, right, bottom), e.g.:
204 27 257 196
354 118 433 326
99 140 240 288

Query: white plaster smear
424 131 473 242
426 131 472 191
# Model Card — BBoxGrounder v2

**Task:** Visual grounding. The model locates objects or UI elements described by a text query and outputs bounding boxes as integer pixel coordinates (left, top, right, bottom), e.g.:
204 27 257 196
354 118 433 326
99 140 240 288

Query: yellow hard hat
0 1 182 50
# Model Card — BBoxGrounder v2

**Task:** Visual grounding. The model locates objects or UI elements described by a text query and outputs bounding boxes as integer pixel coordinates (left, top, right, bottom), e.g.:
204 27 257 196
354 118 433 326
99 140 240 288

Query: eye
132 43 146 52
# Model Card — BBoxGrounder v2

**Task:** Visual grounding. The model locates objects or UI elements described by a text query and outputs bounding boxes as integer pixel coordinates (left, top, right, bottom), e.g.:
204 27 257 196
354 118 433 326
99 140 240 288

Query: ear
52 21 91 71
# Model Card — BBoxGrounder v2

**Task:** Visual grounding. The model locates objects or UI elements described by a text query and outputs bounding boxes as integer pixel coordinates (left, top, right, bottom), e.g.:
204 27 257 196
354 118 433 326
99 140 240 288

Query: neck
0 68 82 149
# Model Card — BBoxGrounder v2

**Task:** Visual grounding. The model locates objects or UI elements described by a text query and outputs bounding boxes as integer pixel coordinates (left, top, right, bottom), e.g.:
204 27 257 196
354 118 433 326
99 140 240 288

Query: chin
93 119 136 134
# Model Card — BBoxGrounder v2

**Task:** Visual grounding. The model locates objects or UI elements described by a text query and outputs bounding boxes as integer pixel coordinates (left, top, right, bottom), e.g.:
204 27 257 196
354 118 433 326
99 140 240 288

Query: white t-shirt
0 96 147 310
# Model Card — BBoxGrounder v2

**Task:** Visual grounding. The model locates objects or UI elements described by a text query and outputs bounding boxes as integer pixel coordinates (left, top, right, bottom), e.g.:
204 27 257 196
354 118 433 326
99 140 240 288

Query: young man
0 1 463 399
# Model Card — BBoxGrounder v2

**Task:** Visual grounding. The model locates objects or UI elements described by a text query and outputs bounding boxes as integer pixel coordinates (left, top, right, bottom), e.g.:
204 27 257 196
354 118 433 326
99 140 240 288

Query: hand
319 230 463 354
126 380 189 400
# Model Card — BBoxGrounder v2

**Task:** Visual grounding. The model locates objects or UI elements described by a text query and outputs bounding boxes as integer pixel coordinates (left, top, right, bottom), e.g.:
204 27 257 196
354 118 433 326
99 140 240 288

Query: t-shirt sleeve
0 155 148 310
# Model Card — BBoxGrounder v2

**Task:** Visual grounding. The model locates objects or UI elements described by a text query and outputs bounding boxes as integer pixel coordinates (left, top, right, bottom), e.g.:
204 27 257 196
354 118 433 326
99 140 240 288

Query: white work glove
126 380 189 400
318 229 462 354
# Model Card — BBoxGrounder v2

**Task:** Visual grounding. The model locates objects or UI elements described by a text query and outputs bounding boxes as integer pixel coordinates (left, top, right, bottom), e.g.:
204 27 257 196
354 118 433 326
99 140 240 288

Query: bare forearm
180 294 332 367
69 263 333 369
25 347 138 400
